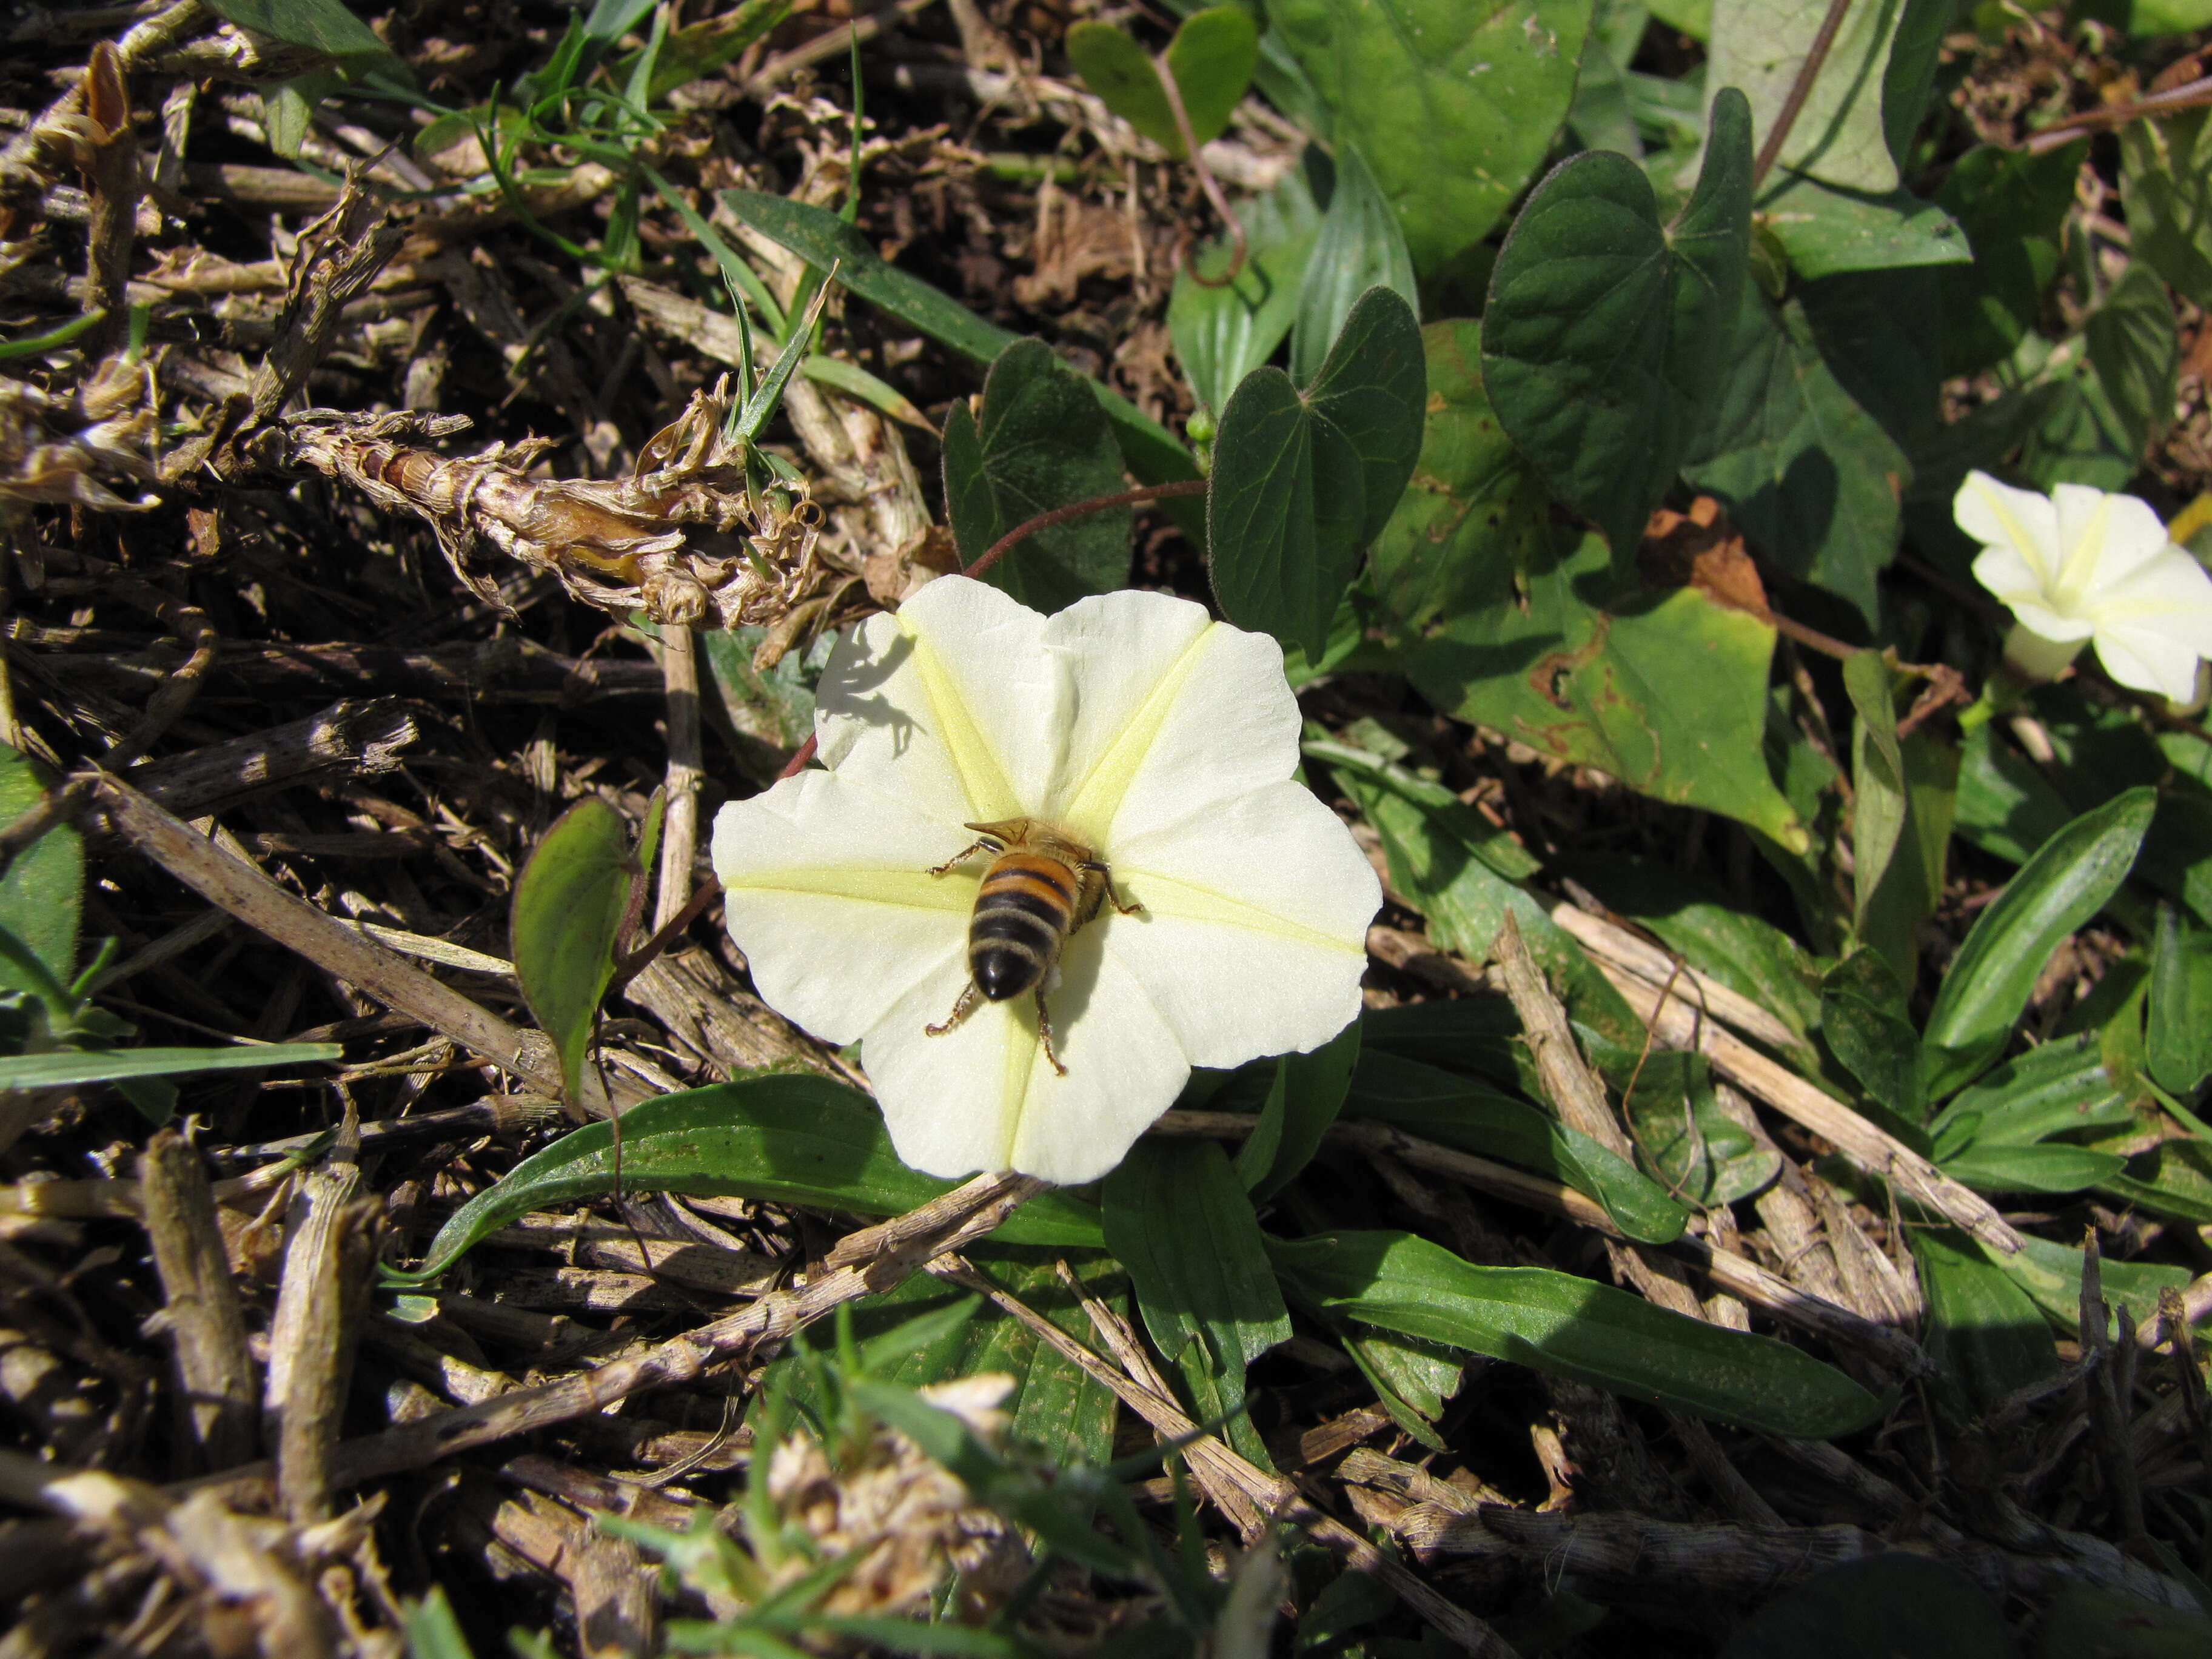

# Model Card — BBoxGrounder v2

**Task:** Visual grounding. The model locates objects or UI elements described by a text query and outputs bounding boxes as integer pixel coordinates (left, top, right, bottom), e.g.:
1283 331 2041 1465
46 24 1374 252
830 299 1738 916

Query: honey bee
925 819 1141 1074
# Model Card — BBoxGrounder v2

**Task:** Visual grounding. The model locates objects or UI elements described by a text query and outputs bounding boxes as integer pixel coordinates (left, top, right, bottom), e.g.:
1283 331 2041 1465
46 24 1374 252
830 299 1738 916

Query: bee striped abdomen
970 853 1078 1001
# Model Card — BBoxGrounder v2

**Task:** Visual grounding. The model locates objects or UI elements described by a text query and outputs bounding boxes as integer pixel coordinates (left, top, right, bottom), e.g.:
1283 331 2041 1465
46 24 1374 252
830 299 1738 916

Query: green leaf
1272 0 1592 275
1369 523 1808 846
1683 290 1910 626
1954 718 2073 866
0 1042 341 1090
1914 1227 2057 1415
1289 144 1417 387
1165 6 1260 149
2148 903 2212 1097
1620 1050 1780 1207
1934 141 2088 377
1567 18 1643 161
1336 1323 1463 1447
1928 1033 2134 1156
1169 170 1321 415
1822 948 1925 1121
389 1076 1104 1284
1699 0 1917 193
1270 1228 1882 1437
1066 10 1255 159
1348 1050 1692 1243
1988 1232 2193 1338
1366 317 1552 651
1105 1140 1290 1369
943 340 1131 612
1104 1139 1289 1466
719 190 1204 521
1234 1022 1359 1201
1717 1555 2014 1659
625 0 789 104
2083 263 2181 457
1065 24 1180 153
700 626 816 754
1843 654 1955 977
0 745 79 997
510 798 635 1109
1553 856 1825 1048
402 1588 478 1659
1483 88 1752 558
1755 173 1971 280
1208 286 1424 657
1319 740 1645 1048
757 1250 1125 1466
2121 108 2212 313
206 0 404 72
1923 789 2157 1098
1940 1142 2126 1196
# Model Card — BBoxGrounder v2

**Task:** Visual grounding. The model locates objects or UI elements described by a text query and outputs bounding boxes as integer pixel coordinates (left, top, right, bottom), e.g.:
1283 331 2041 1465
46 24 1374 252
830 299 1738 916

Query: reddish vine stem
608 872 724 994
1751 0 1856 189
771 478 1211 783
1157 54 1247 289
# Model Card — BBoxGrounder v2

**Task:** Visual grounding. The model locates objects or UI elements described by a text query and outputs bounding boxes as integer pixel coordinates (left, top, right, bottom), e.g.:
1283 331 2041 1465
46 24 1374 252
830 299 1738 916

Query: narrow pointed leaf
1289 142 1416 387
1272 1228 1881 1437
0 1042 340 1089
387 1077 1105 1283
1923 789 2156 1098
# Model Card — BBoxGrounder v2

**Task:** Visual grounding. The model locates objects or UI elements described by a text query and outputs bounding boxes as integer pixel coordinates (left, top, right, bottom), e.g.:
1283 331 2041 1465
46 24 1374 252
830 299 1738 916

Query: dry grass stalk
140 1128 258 1473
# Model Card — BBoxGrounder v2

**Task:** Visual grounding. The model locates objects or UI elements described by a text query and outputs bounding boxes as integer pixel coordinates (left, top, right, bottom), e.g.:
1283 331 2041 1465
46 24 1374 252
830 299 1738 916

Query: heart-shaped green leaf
943 338 1132 612
1289 142 1416 386
1483 87 1752 559
2122 108 2212 312
1162 5 1258 150
511 797 638 1109
1272 0 1594 274
1923 788 2157 1099
1066 7 1256 159
1208 285 1424 656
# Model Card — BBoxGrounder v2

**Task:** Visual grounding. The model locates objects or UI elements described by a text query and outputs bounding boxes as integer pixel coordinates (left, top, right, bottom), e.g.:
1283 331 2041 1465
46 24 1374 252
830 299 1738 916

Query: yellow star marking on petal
899 610 1022 822
1116 868 1368 954
1056 622 1220 843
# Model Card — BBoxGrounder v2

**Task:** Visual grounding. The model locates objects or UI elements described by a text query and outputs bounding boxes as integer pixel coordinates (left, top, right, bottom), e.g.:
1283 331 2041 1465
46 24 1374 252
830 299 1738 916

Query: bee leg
1083 860 1144 916
925 980 979 1038
928 838 994 877
1034 990 1070 1078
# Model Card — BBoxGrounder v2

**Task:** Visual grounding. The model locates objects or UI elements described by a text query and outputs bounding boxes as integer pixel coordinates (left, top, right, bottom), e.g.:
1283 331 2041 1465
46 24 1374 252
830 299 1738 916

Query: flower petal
711 773 977 1045
2084 542 2212 700
814 581 1066 826
860 925 1189 1184
1974 546 2094 640
1957 471 2062 595
1044 594 1304 850
1108 780 1378 1067
2053 483 2173 591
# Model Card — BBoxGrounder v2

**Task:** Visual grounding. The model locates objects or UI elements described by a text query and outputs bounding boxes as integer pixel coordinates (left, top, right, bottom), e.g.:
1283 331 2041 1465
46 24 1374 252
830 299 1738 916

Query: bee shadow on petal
819 627 923 757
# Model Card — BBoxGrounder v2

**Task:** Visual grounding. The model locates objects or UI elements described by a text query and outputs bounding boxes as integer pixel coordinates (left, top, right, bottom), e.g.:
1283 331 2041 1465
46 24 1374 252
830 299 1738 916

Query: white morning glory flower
709 575 1380 1185
1954 470 2212 703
